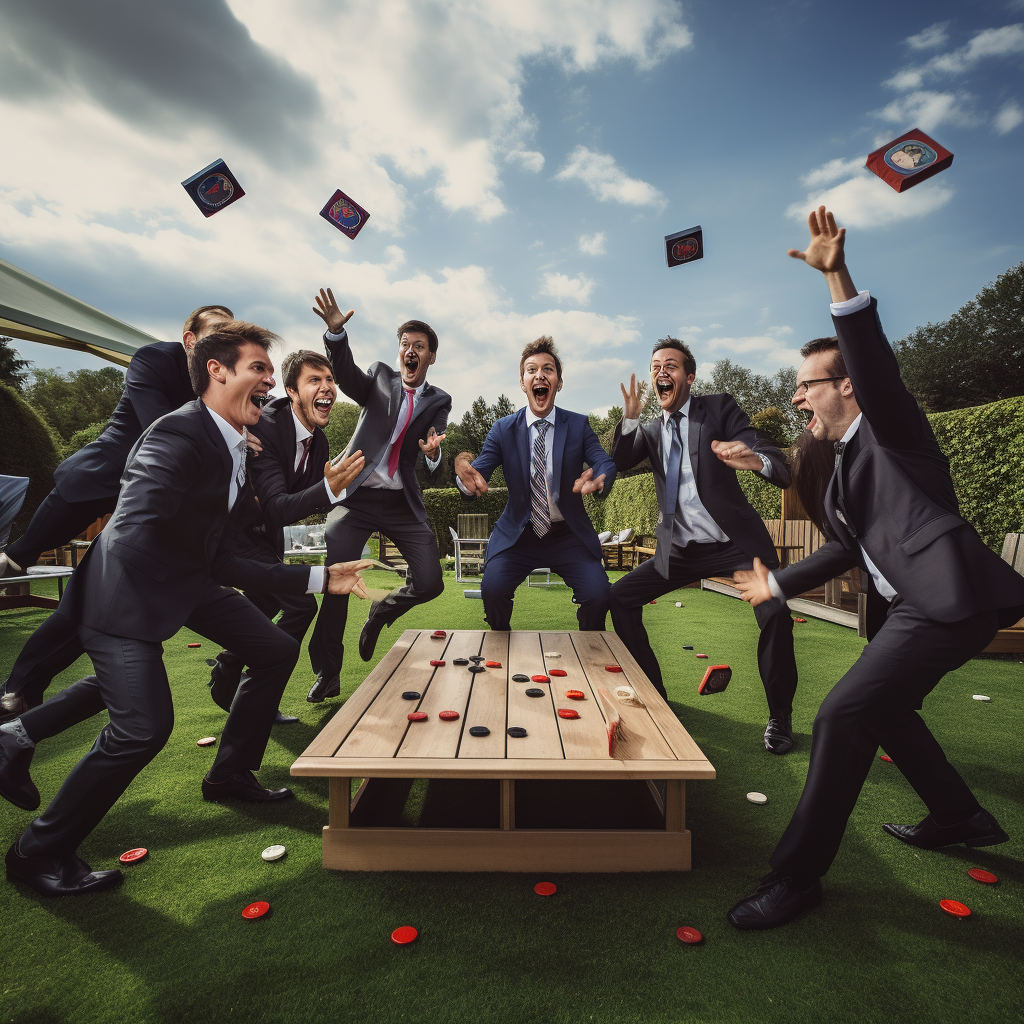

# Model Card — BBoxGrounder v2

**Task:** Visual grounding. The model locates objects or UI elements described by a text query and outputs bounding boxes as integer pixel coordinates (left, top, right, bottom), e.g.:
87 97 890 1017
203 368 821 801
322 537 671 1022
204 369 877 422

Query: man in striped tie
455 338 617 632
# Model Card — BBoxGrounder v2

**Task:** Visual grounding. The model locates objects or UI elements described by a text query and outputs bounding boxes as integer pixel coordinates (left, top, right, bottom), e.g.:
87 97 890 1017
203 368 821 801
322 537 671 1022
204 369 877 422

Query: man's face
287 362 336 431
214 342 275 431
792 352 851 441
650 348 694 414
520 353 561 417
182 309 231 352
398 331 435 388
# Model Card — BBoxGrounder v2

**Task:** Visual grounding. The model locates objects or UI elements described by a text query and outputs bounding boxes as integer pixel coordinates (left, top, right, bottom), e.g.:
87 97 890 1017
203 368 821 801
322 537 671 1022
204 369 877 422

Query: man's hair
397 319 438 353
183 304 233 338
519 336 562 380
799 336 848 379
282 350 333 394
651 337 696 377
189 321 279 395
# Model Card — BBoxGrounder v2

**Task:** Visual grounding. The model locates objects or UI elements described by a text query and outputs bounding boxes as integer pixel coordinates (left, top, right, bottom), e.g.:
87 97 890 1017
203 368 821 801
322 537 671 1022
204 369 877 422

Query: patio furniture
450 514 490 582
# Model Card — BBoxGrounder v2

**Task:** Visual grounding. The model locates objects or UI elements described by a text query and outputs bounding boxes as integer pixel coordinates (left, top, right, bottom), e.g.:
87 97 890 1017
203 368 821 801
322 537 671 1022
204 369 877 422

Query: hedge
0 384 62 536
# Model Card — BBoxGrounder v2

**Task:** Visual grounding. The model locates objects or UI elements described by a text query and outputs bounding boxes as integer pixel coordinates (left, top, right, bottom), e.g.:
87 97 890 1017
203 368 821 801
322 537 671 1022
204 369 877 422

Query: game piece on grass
698 665 731 695
968 869 998 885
676 926 703 945
242 901 270 919
197 737 217 747
391 926 418 945
746 792 768 805
534 882 557 896
119 848 148 864
939 900 970 918
261 845 286 862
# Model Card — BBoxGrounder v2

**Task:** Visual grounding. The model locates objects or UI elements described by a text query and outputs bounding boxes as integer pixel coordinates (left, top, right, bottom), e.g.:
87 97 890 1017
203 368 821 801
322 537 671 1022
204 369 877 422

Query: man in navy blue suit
454 337 617 631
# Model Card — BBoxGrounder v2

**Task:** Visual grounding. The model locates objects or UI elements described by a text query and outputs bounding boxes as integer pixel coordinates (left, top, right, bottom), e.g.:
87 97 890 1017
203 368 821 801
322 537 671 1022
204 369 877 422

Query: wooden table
291 629 715 873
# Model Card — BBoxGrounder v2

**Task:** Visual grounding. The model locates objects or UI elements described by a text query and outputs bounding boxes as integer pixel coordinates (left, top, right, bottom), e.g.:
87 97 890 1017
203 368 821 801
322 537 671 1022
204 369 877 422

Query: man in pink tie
305 288 452 700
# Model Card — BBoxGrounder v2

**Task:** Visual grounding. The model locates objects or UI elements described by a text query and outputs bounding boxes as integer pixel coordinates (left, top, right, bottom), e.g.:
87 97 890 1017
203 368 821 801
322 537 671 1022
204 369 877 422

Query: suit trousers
609 540 796 707
3 606 87 706
6 488 115 571
480 521 610 632
308 487 444 680
769 597 997 881
17 588 299 858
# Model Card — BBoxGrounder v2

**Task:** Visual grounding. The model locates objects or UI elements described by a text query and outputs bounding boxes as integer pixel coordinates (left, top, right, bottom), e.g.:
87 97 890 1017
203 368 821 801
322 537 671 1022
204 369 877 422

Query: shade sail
0 255 163 368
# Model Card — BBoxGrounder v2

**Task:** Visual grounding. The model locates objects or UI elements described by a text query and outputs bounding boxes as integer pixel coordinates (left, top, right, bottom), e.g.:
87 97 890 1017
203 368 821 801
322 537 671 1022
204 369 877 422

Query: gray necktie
531 420 551 537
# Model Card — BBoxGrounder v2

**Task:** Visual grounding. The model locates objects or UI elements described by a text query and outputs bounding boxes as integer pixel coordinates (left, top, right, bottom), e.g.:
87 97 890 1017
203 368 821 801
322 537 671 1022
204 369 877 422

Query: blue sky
2 0 1022 417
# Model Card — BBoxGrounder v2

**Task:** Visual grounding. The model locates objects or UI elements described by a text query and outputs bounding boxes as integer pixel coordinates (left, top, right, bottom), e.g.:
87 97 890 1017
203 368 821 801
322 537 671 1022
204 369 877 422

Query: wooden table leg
329 778 351 829
664 780 685 832
500 779 515 830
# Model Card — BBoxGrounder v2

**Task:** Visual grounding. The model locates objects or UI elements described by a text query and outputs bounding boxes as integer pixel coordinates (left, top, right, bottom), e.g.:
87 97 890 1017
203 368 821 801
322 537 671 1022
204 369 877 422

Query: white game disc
972 694 991 702
746 792 768 805
261 845 286 862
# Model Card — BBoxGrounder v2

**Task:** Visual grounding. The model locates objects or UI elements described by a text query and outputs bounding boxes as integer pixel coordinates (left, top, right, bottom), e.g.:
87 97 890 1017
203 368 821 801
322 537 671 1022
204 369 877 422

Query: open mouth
532 385 550 401
314 397 333 413
656 380 673 397
805 412 819 433
403 356 419 373
250 392 269 409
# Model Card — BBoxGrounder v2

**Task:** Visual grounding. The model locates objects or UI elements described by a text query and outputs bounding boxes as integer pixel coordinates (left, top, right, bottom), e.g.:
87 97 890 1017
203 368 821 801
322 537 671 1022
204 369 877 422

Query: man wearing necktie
454 337 617 632
304 289 451 700
610 339 796 751
727 206 1024 930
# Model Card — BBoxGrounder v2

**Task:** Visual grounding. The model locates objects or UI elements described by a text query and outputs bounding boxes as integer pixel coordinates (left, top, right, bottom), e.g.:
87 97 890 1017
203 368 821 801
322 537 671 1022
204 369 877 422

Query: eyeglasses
793 376 847 396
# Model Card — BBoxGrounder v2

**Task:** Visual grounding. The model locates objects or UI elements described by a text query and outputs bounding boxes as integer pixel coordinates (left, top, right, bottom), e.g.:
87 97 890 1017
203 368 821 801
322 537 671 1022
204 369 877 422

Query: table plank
506 632 565 759
458 631 510 759
538 632 610 760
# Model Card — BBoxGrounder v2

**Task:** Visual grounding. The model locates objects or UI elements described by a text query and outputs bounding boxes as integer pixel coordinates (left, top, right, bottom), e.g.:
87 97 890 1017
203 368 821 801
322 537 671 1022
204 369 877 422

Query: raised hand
710 439 763 472
619 373 642 420
454 452 488 495
326 558 374 598
787 206 846 273
325 449 364 496
572 467 607 495
312 287 354 334
418 427 446 457
732 557 773 606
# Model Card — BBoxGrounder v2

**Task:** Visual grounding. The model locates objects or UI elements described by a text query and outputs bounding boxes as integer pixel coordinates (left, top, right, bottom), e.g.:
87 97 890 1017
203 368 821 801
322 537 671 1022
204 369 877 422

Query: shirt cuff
324 477 346 504
830 290 871 317
324 328 348 341
767 571 785 602
757 453 772 479
456 475 471 496
425 452 441 471
622 418 638 434
307 567 326 594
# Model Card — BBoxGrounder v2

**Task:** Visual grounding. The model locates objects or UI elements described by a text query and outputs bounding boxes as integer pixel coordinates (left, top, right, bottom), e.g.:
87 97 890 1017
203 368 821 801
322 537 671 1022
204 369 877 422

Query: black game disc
469 726 490 737
507 727 527 738
402 691 421 700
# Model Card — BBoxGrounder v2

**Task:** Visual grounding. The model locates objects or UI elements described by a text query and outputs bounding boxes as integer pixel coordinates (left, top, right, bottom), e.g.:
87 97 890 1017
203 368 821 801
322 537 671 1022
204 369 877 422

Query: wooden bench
983 533 1024 653
0 566 75 611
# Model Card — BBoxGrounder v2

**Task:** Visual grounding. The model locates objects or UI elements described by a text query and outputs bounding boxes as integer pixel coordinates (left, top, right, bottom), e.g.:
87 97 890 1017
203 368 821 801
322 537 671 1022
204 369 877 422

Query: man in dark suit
609 341 796 746
727 206 1024 930
454 337 617 631
0 323 370 897
1 305 232 720
305 288 450 702
207 349 364 721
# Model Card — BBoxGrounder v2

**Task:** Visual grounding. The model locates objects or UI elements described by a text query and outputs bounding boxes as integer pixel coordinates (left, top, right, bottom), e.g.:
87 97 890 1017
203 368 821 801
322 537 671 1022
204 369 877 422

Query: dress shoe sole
0 780 41 812
882 823 1010 850
201 784 294 804
6 868 123 898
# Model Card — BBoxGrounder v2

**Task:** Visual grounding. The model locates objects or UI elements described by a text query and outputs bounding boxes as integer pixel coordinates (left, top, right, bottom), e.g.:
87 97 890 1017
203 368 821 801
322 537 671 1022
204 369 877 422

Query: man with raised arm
454 337 616 632
727 207 1024 930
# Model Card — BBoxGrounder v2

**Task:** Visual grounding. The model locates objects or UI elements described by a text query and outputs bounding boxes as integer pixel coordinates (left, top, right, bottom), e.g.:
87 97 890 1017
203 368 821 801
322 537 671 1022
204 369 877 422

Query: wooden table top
292 630 716 781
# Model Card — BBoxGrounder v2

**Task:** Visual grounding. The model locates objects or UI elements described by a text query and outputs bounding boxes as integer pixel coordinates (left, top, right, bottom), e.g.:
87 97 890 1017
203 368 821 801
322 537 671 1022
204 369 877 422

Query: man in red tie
305 288 451 701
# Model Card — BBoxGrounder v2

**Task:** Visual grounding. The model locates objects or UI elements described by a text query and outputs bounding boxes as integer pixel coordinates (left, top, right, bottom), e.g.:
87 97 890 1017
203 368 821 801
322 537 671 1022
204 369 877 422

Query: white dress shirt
524 407 564 523
289 407 340 504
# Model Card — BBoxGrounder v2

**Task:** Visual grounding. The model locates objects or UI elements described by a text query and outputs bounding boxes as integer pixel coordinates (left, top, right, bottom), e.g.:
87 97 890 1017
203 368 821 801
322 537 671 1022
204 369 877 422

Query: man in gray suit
305 289 451 701
727 206 1024 930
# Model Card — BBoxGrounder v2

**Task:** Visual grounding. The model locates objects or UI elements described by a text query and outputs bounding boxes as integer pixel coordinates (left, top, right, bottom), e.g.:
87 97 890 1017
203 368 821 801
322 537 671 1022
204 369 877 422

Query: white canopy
0 255 162 368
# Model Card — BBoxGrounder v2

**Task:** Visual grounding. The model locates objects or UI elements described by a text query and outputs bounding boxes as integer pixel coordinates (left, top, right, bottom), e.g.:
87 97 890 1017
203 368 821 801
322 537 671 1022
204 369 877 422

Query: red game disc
649 600 657 605
242 901 270 920
187 643 201 648
968 869 999 885
879 754 893 763
119 847 148 864
695 654 709 659
391 925 418 945
557 709 580 719
431 630 446 639
531 674 550 683
550 669 567 677
429 660 445 667
676 925 703 945
534 882 557 896
939 899 971 918
794 618 807 623
438 710 460 721
604 665 622 673
565 690 585 700
197 736 217 747
408 712 428 721
485 661 502 668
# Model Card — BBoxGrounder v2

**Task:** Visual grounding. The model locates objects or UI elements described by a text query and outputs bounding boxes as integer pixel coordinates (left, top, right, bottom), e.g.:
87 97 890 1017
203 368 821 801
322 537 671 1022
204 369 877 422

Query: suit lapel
513 409 530 492
644 419 663 474
551 408 568 504
687 396 704 479
389 373 403 425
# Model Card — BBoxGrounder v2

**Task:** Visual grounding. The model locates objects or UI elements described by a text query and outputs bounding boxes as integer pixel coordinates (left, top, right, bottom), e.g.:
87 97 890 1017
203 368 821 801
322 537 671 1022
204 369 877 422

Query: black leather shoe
763 716 794 755
202 770 293 803
1 689 30 725
5 842 122 898
306 673 340 703
358 603 386 662
207 658 240 713
727 872 822 930
274 710 299 725
0 730 40 811
882 808 1009 850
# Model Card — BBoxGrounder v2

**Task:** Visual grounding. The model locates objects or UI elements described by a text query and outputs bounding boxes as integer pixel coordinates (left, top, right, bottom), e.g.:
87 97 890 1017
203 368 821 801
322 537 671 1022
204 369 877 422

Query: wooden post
664 780 685 832
328 778 351 829
500 780 515 830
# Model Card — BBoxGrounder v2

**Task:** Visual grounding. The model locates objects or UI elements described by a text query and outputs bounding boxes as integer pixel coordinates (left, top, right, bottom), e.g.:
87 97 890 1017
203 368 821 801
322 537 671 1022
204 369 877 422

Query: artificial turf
1 573 1021 1024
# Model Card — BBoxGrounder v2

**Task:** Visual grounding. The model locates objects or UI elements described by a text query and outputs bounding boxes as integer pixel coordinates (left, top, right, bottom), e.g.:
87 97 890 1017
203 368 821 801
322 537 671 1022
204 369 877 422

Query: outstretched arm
787 206 858 303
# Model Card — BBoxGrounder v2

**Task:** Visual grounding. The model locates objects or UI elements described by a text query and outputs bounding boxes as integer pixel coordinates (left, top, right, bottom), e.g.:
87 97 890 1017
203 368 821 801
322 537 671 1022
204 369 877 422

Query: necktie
236 430 248 491
387 389 416 477
663 411 683 517
834 440 846 469
531 420 551 537
297 436 312 477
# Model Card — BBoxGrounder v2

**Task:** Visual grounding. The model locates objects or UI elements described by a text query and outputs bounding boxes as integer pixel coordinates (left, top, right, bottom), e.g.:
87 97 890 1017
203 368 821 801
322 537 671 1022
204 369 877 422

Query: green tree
692 358 799 437
893 262 1024 412
24 366 125 442
0 337 32 391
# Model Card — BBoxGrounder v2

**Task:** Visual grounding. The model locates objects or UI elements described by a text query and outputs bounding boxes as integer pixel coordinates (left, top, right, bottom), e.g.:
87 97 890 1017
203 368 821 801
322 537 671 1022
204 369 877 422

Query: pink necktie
387 389 415 477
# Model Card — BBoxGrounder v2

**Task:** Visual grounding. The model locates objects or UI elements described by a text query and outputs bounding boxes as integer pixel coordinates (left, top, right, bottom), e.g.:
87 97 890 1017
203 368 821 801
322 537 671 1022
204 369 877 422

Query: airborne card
319 189 370 240
665 225 703 268
865 129 953 193
181 159 245 217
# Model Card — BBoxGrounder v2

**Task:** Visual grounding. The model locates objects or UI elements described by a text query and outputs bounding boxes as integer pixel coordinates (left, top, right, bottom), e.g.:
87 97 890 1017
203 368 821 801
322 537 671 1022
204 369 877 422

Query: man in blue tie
455 337 617 631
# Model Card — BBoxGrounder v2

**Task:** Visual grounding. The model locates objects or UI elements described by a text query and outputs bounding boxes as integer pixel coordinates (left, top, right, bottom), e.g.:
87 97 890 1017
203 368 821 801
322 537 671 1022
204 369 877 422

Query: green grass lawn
2 573 1022 1024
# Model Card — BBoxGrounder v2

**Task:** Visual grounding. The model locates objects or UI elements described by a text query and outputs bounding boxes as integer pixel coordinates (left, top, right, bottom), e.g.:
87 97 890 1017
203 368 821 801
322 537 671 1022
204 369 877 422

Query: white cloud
540 271 596 306
800 158 866 188
676 324 702 335
700 336 802 370
906 23 949 50
886 23 1024 91
578 231 607 255
555 146 666 206
875 90 975 132
994 99 1024 134
507 149 546 172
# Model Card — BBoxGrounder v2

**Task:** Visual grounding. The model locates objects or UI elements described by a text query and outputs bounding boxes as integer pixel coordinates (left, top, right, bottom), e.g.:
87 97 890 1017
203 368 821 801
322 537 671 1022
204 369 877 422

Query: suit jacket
612 394 791 577
59 399 311 642
472 407 617 563
324 330 450 523
775 298 1024 632
246 396 331 557
53 342 195 503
